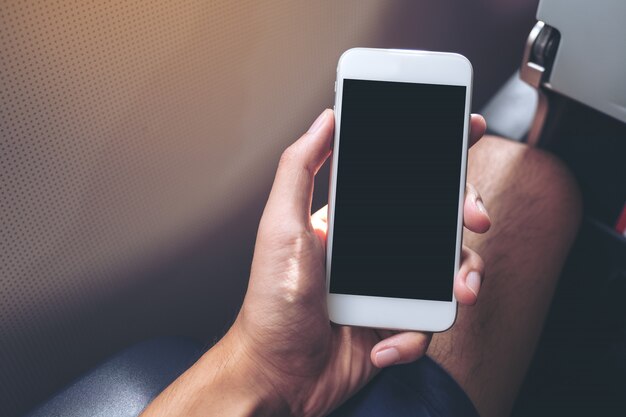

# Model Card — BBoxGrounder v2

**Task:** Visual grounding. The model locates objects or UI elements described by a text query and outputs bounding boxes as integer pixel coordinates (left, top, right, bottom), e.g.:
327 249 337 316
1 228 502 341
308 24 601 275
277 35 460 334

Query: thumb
263 109 334 229
371 332 432 368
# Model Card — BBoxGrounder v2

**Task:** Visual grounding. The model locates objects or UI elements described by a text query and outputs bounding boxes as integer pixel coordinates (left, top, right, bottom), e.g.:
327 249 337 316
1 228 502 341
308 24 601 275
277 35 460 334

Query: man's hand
141 109 490 417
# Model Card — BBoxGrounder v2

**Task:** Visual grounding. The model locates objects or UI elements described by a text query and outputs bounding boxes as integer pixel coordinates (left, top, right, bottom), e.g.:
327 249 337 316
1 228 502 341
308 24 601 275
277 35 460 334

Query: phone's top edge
337 48 472 75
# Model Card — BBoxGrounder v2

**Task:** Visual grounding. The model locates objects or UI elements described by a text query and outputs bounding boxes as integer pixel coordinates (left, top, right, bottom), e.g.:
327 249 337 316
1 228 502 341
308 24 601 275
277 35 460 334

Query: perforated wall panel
0 2 383 414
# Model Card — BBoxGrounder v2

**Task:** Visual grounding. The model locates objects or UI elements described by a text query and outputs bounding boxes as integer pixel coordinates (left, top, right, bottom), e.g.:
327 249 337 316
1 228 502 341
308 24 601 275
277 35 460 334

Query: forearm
140 331 287 417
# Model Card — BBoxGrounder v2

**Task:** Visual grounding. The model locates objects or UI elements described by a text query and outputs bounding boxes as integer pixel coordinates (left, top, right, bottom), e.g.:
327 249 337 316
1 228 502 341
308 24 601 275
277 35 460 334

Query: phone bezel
326 48 473 332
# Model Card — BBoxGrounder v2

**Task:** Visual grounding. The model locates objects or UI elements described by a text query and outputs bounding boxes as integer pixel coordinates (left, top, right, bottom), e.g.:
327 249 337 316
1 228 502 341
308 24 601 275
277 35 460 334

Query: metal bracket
520 21 546 89
520 21 560 89
520 21 561 145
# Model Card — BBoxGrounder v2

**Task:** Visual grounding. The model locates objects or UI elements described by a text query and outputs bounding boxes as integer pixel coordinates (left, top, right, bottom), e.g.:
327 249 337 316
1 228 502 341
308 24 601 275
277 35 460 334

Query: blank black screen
329 79 466 301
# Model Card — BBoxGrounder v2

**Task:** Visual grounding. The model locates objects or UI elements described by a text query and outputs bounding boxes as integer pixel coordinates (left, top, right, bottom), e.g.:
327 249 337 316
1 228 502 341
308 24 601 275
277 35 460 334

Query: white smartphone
326 48 472 332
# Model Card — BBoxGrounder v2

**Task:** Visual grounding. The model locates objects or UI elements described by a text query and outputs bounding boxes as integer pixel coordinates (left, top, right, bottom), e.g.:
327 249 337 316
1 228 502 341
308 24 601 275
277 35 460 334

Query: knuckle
417 334 430 353
468 249 484 269
462 248 485 273
279 142 316 177
279 145 297 166
475 255 485 272
407 334 430 360
468 183 482 199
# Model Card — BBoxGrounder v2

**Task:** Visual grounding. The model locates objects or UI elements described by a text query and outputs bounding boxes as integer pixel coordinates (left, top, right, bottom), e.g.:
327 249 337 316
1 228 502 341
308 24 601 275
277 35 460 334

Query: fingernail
466 271 481 297
475 198 489 217
375 347 400 368
307 111 327 134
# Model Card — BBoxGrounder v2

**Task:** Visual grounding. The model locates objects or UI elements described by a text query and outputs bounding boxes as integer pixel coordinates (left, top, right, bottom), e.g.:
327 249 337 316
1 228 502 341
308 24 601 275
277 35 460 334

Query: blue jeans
329 356 480 417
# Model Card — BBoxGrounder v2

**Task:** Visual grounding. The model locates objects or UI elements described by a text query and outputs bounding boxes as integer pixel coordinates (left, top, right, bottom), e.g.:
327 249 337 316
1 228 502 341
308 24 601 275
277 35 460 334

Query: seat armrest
26 337 201 417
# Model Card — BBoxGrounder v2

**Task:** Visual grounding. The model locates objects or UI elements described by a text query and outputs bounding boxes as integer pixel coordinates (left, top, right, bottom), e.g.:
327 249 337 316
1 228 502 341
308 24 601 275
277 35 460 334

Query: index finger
263 110 334 229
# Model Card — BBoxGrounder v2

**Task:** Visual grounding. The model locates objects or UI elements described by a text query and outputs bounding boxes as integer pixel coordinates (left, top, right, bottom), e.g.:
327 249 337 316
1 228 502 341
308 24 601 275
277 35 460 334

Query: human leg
427 136 582 417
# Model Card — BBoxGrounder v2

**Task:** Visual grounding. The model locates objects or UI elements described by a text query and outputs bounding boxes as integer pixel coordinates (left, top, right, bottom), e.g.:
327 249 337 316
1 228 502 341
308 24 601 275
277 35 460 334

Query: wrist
197 328 291 417
141 327 290 417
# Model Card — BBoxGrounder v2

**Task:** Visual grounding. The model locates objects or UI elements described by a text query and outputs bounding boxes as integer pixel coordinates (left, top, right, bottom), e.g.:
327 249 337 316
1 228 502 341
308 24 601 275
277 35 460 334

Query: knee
470 136 582 239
